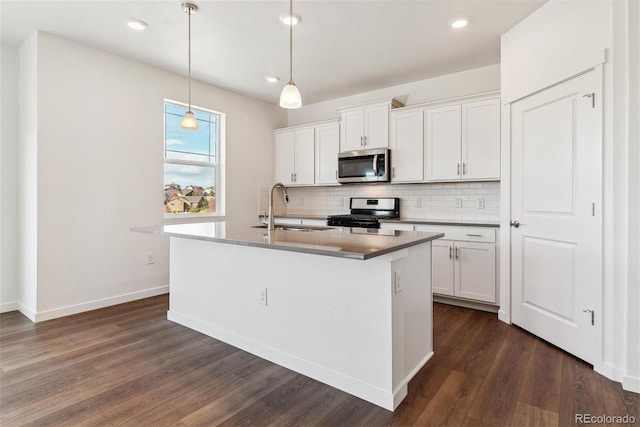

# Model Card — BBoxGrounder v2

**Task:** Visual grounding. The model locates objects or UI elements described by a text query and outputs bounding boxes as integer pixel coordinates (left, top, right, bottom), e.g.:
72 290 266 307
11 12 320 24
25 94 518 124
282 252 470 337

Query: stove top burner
326 197 400 229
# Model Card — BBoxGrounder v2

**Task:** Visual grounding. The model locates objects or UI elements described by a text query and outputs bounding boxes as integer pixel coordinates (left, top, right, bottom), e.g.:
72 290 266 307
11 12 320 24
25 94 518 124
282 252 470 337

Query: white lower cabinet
432 239 496 303
381 223 498 305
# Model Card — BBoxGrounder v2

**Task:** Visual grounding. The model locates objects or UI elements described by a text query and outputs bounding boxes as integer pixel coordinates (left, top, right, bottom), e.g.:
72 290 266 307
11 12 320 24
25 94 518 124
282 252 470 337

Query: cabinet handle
363 136 367 146
449 246 453 259
457 163 461 175
392 167 396 178
294 172 297 182
335 170 338 180
466 233 482 237
463 163 467 175
360 136 364 146
455 247 459 259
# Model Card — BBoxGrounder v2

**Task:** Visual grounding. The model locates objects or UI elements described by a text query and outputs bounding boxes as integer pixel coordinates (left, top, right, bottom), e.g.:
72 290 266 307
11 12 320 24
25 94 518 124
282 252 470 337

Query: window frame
163 99 225 219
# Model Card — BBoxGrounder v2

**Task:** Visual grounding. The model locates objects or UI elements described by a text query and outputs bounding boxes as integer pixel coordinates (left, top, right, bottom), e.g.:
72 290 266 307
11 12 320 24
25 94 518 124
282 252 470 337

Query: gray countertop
272 214 499 228
132 221 443 260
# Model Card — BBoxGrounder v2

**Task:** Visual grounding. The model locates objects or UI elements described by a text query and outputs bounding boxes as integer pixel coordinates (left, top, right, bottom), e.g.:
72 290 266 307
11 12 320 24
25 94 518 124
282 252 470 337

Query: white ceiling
1 0 545 105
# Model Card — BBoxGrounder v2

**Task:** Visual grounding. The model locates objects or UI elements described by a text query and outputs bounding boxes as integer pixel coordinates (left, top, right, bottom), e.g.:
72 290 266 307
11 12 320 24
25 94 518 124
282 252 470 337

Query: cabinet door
462 98 500 180
315 124 340 184
425 105 462 181
364 104 390 149
432 240 455 296
340 109 365 151
454 241 496 303
390 109 423 182
294 128 315 185
275 131 295 184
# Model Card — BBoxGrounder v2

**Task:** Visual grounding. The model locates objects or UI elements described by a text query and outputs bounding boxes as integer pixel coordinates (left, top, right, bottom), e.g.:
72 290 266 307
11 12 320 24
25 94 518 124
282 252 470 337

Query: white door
462 98 501 180
364 104 390 149
389 109 423 182
274 131 295 185
341 109 365 151
431 240 454 296
315 124 339 184
293 128 315 185
510 70 602 364
455 241 496 303
425 105 462 180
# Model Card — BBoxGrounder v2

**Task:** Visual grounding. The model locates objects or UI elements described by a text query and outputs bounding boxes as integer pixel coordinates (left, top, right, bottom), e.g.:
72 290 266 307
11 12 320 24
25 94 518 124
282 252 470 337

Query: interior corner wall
286 64 500 126
0 45 20 313
18 33 38 320
25 32 284 322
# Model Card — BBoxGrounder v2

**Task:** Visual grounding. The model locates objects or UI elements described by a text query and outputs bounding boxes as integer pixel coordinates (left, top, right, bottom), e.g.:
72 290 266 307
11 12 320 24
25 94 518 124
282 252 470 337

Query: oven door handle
372 154 378 176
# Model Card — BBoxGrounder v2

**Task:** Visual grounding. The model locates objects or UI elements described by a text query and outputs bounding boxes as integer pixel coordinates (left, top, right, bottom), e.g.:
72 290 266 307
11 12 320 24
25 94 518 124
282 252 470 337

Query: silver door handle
290 173 294 182
455 247 459 259
466 233 482 237
360 136 364 146
463 163 467 175
510 220 521 228
363 136 367 146
457 163 460 175
449 246 453 259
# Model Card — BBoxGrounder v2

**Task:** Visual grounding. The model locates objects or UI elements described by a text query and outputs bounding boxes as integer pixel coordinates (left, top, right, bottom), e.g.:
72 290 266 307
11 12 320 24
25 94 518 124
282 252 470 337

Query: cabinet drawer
414 225 495 243
380 223 415 231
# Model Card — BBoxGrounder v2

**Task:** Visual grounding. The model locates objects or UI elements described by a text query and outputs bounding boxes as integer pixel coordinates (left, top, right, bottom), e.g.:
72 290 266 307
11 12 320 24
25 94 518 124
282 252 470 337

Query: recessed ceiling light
265 76 280 84
450 17 470 29
126 18 149 31
279 13 301 26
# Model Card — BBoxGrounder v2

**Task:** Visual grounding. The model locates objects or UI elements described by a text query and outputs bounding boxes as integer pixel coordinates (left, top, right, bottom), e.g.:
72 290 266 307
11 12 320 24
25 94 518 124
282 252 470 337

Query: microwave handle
373 154 378 176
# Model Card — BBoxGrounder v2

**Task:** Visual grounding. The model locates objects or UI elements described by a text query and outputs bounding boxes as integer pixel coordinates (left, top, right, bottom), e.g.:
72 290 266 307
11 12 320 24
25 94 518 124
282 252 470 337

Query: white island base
168 237 433 411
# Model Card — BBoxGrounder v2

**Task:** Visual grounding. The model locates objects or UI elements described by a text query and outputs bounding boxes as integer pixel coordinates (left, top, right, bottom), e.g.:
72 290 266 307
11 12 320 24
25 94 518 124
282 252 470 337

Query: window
164 101 224 216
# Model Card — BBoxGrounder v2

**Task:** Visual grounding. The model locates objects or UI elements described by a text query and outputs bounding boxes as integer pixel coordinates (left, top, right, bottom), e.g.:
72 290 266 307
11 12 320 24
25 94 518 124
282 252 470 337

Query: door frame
499 64 604 370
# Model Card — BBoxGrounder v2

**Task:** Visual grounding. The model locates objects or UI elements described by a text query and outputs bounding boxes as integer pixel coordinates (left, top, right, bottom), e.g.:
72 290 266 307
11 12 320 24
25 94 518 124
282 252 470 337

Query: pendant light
181 3 198 130
279 0 302 109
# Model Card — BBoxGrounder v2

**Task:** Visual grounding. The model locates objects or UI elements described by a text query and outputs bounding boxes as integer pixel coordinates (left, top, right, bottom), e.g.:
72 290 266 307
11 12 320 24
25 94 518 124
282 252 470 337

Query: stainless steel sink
251 225 334 232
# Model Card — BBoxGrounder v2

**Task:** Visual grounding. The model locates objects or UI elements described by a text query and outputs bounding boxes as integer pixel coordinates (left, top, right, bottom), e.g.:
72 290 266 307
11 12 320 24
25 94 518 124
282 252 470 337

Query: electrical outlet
456 197 463 208
476 198 485 209
415 198 422 208
259 288 268 305
394 271 402 293
146 252 155 265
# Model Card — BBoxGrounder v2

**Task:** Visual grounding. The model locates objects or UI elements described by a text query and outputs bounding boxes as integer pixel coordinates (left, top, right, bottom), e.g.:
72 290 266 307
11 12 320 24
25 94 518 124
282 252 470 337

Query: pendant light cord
188 7 192 110
289 0 293 84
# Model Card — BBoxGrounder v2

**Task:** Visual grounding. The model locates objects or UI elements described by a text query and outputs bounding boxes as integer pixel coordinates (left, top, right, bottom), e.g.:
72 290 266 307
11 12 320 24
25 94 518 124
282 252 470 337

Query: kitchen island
133 222 443 410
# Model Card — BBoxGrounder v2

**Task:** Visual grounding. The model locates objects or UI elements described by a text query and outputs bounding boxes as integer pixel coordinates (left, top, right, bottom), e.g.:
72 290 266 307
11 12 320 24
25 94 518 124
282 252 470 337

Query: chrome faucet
268 182 289 230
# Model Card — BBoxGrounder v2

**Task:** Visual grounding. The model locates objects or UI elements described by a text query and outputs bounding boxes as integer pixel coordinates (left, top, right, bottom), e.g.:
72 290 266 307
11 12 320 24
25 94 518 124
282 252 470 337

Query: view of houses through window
164 102 221 215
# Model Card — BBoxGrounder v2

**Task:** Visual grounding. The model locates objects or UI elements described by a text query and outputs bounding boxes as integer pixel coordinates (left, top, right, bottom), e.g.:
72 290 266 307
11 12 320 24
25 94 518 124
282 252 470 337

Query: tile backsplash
260 182 500 222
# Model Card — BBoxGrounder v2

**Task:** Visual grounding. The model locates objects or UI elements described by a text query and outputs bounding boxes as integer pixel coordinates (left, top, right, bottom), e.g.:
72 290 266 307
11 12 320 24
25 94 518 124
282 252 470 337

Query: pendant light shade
181 3 198 130
280 83 302 109
279 0 302 109
180 111 198 129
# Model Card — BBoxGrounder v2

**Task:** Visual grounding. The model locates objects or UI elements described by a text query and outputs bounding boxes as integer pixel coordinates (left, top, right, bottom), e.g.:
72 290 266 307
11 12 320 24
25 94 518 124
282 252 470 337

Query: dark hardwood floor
1 295 637 426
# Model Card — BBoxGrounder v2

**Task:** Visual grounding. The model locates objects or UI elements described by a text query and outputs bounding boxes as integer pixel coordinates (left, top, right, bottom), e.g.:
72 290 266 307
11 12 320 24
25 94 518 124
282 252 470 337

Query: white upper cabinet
425 105 462 181
275 131 295 184
274 127 315 186
462 98 501 180
425 96 501 182
389 109 424 182
315 122 340 185
338 98 402 151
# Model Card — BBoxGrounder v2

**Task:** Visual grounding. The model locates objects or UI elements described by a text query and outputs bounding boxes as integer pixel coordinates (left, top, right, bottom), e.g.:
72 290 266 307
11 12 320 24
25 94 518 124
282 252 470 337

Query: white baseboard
498 309 511 324
168 309 404 411
0 302 20 313
623 375 640 393
29 286 169 323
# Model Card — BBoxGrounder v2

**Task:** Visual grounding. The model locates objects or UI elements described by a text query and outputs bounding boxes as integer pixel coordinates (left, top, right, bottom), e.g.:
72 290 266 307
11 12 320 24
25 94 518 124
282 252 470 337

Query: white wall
0 45 20 312
287 64 500 126
7 32 285 320
501 0 639 393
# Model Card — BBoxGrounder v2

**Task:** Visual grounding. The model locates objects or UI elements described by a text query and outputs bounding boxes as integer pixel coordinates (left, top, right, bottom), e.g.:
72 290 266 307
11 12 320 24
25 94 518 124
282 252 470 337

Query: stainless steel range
327 197 400 229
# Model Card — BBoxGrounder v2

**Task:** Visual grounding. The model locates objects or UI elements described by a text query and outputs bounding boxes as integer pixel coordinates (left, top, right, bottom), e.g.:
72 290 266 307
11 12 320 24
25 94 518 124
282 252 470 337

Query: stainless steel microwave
338 148 390 184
